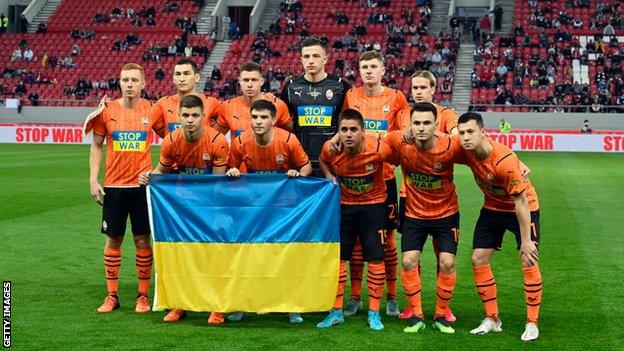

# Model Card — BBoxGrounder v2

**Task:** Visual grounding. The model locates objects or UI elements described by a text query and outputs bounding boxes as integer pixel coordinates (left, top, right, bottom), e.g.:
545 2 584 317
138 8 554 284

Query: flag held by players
148 174 340 313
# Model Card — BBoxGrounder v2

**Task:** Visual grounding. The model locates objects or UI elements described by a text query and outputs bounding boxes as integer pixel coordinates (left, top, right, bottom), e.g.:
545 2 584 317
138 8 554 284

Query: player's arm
225 136 242 178
276 99 293 132
215 101 231 135
138 163 172 185
89 134 106 205
148 102 166 138
513 191 538 266
279 80 295 132
287 134 311 177
382 131 401 166
211 133 230 174
518 160 531 179
319 144 337 184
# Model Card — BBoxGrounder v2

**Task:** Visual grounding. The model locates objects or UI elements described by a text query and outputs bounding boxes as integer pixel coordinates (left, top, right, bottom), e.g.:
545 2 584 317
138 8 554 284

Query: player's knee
133 234 151 248
471 252 489 266
438 257 455 274
106 235 124 248
402 257 418 271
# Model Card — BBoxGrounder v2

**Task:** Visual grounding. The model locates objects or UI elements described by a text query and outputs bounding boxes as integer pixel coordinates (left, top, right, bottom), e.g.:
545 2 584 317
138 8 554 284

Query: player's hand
226 168 240 178
138 172 150 185
286 169 300 177
402 127 416 144
520 240 539 266
90 181 106 205
519 161 531 180
329 133 342 154
262 92 277 101
327 175 338 185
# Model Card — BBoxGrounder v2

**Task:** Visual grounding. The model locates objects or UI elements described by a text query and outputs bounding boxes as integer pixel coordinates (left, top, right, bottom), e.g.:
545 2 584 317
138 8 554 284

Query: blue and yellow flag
148 174 340 313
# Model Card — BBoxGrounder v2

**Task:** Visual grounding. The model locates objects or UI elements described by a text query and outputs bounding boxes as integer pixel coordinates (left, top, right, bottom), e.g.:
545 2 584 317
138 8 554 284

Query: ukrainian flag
148 174 340 313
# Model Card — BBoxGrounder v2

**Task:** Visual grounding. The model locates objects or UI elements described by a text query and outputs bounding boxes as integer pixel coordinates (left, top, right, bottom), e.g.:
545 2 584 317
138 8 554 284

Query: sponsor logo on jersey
476 177 507 196
179 166 213 175
406 172 442 189
297 105 333 126
168 122 182 133
234 129 244 137
363 119 388 133
340 176 374 194
308 88 322 99
112 131 148 151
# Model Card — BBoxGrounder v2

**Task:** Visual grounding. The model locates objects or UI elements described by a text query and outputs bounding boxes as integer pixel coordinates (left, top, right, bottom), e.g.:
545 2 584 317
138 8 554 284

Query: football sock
434 271 456 318
333 261 347 309
104 247 121 296
349 240 364 301
384 231 398 300
523 264 542 323
367 262 385 312
135 247 153 296
402 268 423 318
473 264 498 320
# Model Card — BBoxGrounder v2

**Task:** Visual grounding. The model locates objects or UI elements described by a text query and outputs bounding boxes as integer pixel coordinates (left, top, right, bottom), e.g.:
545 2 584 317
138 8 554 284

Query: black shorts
384 178 399 230
401 213 460 255
473 208 540 250
340 203 386 261
101 186 150 236
397 196 407 234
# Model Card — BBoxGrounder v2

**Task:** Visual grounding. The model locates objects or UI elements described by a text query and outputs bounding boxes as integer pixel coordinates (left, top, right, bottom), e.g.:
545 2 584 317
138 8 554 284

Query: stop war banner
0 123 163 145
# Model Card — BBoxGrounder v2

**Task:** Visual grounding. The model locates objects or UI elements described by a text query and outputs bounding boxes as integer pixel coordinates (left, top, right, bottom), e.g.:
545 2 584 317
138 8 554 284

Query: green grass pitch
1 144 623 350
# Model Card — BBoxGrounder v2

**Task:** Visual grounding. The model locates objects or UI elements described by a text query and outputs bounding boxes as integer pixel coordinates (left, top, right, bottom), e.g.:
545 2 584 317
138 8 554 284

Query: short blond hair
120 63 145 78
411 70 436 87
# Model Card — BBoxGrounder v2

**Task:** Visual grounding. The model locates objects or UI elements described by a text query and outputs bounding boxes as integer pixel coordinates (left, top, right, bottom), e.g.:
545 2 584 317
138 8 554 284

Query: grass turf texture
1 144 623 350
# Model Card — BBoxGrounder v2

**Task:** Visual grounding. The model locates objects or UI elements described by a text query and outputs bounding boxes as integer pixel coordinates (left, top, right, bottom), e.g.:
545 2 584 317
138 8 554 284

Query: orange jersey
150 93 224 135
320 133 393 205
343 86 410 181
385 131 465 219
462 138 539 212
159 127 229 175
229 128 309 173
218 94 292 137
91 99 155 187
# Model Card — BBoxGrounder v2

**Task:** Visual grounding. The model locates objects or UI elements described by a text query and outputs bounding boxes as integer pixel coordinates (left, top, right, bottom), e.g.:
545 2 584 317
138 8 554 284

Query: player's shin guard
135 248 153 296
434 271 456 318
523 264 542 324
384 231 398 300
349 241 364 301
473 264 498 320
401 269 423 318
104 247 121 296
367 262 385 312
333 261 348 309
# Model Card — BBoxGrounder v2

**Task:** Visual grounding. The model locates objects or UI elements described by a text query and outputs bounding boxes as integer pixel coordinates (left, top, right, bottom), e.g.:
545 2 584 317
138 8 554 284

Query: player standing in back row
281 37 349 177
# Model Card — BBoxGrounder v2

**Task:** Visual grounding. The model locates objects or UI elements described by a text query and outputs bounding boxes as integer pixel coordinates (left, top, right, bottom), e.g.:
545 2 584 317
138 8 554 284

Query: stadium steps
256 0 282 34
494 0 515 35
28 0 62 33
198 40 232 89
197 0 219 35
429 0 452 34
451 43 475 113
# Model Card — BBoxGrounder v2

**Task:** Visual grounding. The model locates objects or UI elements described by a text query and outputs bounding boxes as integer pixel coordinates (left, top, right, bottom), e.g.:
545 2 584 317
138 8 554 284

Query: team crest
487 173 495 181
326 89 333 100
276 154 285 164
365 163 374 172
382 104 390 115
141 116 148 125
434 162 443 171
102 220 108 231
203 152 211 165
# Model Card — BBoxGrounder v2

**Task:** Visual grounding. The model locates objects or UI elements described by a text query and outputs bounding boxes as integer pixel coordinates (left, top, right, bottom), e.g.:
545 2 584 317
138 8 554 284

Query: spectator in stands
164 1 180 13
203 79 214 94
15 81 27 96
28 91 40 106
211 67 222 81
71 43 81 56
479 15 491 33
572 17 583 29
146 15 156 27
23 47 34 61
492 5 503 30
155 67 165 81
131 17 142 27
20 14 28 33
126 7 135 18
63 55 76 68
37 22 47 33
228 21 237 39
189 18 198 34
581 119 592 133
11 48 22 62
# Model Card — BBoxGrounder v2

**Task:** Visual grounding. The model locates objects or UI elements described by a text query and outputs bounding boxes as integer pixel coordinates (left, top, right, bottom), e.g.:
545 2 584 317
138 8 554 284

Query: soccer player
456 112 542 342
86 63 161 314
216 61 292 138
149 58 224 137
385 102 465 334
341 50 410 318
225 99 312 324
317 109 393 331
397 69 459 321
138 94 229 325
281 37 349 177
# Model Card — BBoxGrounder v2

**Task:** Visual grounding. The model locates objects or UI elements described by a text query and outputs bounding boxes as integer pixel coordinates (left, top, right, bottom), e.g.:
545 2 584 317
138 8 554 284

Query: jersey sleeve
159 135 175 168
280 80 294 115
211 132 230 167
275 98 293 128
228 136 243 168
389 91 410 132
319 140 333 165
441 108 459 134
498 154 527 197
205 97 225 127
216 100 230 129
342 89 353 111
287 133 310 168
148 100 166 135
449 135 468 164
91 111 106 137
379 138 398 165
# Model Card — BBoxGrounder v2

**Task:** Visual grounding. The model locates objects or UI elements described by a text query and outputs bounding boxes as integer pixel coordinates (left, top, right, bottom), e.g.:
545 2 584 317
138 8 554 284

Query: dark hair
250 99 276 118
240 61 263 75
175 58 199 74
359 50 384 66
301 37 326 51
339 108 364 128
179 94 204 112
411 102 438 121
458 112 484 128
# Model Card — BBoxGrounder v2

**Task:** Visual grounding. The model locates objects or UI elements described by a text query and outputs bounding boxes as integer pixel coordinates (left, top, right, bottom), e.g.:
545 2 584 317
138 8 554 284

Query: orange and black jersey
462 138 539 212
91 98 156 187
218 95 292 137
385 131 465 219
320 133 394 205
150 93 224 135
159 127 229 175
228 128 309 174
